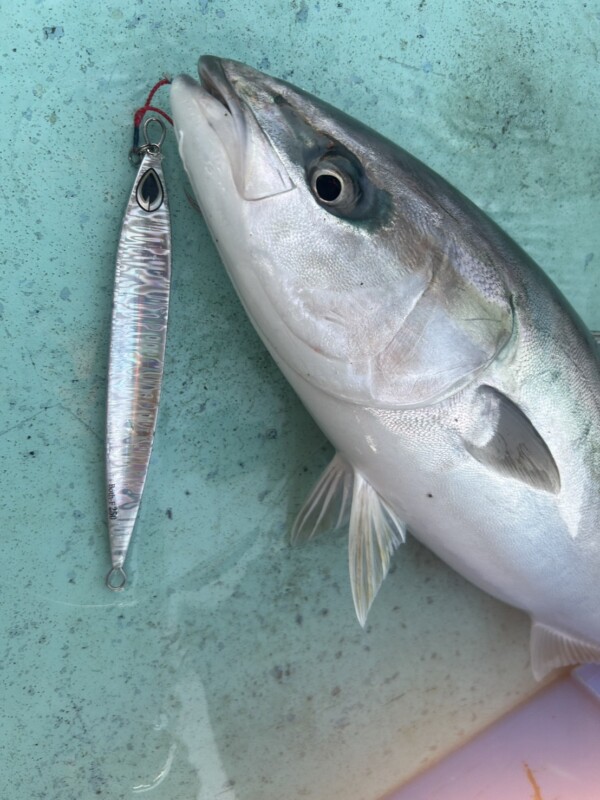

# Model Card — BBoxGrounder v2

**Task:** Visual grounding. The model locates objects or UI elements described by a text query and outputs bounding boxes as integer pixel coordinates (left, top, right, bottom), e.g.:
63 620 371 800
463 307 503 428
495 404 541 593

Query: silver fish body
171 57 600 678
105 146 171 589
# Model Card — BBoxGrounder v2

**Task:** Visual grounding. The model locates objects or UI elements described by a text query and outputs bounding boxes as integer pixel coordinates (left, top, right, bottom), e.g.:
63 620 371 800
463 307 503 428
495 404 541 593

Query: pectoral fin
349 472 406 626
463 386 560 494
531 622 600 680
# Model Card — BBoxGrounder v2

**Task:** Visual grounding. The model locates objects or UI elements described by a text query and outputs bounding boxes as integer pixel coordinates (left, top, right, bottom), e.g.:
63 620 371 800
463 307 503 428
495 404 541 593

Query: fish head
171 57 513 408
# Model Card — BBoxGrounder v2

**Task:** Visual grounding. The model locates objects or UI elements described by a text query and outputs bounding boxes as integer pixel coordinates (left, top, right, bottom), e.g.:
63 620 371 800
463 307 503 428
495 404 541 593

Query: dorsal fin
531 622 600 680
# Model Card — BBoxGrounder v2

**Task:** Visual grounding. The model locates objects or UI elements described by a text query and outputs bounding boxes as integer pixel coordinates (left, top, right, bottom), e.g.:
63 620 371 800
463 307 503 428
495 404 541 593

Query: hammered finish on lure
105 146 171 589
170 58 600 679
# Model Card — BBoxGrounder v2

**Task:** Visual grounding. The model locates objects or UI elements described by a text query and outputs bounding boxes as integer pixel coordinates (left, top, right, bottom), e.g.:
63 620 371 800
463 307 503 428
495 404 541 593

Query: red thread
132 77 173 151
145 77 171 107
133 105 173 129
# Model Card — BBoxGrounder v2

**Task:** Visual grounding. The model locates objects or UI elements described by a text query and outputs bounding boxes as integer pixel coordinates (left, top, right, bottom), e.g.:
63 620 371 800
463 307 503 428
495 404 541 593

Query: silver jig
105 116 171 590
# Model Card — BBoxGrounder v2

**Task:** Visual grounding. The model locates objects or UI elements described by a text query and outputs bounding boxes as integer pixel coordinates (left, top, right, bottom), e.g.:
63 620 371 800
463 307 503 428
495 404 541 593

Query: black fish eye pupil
316 173 343 202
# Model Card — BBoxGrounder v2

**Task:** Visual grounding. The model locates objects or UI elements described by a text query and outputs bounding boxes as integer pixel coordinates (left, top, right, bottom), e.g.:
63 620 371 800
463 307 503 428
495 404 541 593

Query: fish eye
309 159 359 210
315 172 343 202
305 149 390 225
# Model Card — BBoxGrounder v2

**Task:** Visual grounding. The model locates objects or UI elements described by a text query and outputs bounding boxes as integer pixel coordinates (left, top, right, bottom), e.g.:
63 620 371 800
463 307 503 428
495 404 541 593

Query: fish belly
281 360 600 647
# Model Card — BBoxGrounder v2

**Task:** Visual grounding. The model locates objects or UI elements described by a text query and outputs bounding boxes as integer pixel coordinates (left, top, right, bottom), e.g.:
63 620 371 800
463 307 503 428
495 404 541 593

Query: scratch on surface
0 406 58 439
378 54 448 78
59 405 103 443
35 596 139 609
0 404 101 444
524 763 544 800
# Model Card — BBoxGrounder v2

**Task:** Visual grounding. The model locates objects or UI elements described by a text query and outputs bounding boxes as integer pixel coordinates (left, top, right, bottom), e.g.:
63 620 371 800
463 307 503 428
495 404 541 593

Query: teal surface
1 2 599 799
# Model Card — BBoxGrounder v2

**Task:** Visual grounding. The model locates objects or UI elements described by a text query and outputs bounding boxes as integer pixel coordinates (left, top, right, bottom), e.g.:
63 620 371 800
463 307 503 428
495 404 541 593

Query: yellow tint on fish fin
291 453 353 542
530 622 600 680
349 473 406 627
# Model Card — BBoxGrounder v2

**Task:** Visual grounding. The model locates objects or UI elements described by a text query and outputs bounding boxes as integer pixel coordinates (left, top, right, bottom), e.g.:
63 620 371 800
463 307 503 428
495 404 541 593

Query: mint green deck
1 2 598 798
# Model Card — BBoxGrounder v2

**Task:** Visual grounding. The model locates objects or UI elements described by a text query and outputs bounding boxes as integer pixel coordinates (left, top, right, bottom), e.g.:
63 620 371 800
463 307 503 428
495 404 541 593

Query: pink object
386 666 600 800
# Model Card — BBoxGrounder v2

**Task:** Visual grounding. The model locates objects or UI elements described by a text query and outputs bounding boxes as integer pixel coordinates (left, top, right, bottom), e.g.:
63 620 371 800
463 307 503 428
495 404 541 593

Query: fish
170 57 600 679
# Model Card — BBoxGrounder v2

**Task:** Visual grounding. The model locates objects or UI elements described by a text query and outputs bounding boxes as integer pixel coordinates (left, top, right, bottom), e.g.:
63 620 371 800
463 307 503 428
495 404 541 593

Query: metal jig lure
105 114 171 590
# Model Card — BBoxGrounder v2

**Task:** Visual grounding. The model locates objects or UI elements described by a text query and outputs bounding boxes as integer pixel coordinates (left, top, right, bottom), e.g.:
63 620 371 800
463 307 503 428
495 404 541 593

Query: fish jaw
170 69 311 387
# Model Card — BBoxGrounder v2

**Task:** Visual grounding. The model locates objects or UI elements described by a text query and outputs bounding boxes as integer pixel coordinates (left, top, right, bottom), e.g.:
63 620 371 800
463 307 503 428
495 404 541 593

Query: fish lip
198 55 239 116
196 55 247 166
194 55 296 201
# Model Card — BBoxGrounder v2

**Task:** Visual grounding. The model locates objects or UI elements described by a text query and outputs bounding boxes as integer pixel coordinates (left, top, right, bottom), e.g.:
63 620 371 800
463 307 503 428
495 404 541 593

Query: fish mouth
171 56 294 201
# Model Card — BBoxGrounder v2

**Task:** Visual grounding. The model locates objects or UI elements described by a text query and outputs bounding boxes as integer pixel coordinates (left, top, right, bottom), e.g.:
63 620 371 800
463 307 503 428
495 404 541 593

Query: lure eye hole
137 168 164 212
309 160 358 210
